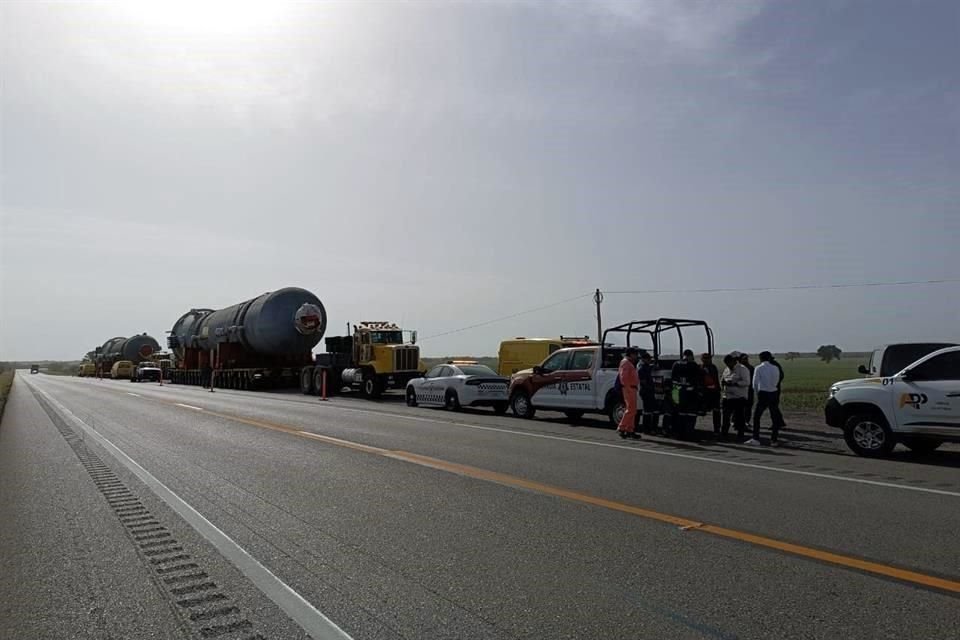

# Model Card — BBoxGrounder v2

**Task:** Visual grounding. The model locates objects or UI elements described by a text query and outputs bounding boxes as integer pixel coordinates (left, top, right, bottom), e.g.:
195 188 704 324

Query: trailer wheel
300 368 315 395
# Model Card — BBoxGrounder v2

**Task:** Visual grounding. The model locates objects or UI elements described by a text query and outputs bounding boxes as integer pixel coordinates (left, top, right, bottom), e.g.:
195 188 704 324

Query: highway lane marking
175 403 205 411
36 376 960 498
29 383 353 640
127 392 141 397
33 377 960 596
142 398 960 595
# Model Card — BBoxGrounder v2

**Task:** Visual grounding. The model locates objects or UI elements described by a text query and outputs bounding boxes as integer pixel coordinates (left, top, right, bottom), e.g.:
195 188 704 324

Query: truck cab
30 364 40 374
826 346 960 457
508 318 713 425
307 321 425 398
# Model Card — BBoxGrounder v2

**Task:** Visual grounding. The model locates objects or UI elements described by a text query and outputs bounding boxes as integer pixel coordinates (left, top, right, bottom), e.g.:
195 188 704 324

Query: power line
420 292 593 341
604 277 960 295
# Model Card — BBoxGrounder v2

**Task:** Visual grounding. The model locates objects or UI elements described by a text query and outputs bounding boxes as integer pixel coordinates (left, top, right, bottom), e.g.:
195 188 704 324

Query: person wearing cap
700 352 721 435
750 350 785 446
638 350 658 433
617 347 641 440
670 349 702 441
720 353 750 441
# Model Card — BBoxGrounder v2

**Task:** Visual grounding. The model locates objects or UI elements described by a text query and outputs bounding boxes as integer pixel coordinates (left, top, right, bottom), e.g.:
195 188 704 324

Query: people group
616 348 786 446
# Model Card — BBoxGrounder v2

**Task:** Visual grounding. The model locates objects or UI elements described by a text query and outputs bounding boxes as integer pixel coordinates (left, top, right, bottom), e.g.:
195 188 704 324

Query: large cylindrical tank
101 334 160 364
99 336 127 361
119 334 161 364
173 287 326 357
169 308 214 359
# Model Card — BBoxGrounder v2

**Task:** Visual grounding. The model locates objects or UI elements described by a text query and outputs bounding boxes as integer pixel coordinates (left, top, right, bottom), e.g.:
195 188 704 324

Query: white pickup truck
825 345 960 457
507 318 713 425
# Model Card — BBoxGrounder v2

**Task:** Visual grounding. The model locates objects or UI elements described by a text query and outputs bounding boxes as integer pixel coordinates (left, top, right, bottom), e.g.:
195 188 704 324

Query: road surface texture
2 372 958 639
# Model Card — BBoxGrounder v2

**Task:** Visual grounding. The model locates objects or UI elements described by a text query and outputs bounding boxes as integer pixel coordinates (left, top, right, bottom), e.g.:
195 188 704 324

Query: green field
775 357 860 411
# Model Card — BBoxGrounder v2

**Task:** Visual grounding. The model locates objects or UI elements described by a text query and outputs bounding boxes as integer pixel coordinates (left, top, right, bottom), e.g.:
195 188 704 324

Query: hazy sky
1 0 958 360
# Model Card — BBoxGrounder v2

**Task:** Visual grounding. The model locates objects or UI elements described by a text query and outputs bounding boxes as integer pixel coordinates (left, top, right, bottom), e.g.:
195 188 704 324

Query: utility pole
594 288 604 345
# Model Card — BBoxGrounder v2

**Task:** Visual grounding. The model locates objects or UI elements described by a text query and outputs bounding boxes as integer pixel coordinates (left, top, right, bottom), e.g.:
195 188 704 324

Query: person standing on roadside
770 354 786 430
701 353 721 435
720 354 750 441
638 350 658 434
738 352 755 430
750 351 785 446
671 349 702 441
617 347 641 440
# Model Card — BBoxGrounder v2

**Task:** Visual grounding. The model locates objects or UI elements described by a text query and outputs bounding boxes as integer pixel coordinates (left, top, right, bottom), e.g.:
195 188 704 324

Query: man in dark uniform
770 354 786 429
671 349 703 441
638 351 658 433
701 352 721 435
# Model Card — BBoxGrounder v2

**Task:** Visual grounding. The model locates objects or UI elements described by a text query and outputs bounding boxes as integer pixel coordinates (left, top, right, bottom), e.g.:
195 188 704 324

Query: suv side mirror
533 366 544 375
857 365 869 375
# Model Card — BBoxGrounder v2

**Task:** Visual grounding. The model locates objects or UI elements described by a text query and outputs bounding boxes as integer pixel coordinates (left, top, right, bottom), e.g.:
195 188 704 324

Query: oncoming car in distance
406 361 509 413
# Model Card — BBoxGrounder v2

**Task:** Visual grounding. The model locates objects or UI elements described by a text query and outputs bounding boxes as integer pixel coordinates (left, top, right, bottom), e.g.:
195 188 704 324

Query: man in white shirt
720 354 750 441
750 351 785 446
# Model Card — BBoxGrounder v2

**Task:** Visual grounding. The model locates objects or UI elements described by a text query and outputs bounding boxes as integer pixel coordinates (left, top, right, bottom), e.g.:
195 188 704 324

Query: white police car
406 361 509 413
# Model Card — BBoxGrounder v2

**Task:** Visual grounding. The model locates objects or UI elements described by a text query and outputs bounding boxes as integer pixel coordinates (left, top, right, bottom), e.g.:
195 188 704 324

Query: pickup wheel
902 437 943 455
608 399 626 428
843 412 896 457
511 391 536 419
564 410 585 423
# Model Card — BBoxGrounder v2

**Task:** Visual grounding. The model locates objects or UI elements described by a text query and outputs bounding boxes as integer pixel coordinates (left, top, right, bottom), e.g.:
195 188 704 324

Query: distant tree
816 345 842 363
785 352 801 360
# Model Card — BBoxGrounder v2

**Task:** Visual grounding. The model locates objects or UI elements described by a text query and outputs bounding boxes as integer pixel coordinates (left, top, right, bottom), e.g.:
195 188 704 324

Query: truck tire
444 389 461 411
362 373 383 399
300 368 315 395
902 437 943 454
511 391 536 419
843 412 896 457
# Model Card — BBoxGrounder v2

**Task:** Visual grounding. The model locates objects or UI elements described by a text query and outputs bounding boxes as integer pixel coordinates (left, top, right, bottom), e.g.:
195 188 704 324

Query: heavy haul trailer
166 287 327 390
94 334 161 377
300 321 425 398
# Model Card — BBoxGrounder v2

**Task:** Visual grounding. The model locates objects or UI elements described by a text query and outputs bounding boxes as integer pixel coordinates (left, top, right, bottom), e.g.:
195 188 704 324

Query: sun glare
112 0 290 35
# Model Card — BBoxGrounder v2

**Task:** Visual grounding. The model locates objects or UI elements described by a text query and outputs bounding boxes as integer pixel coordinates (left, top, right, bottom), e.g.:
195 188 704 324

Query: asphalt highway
2 372 958 639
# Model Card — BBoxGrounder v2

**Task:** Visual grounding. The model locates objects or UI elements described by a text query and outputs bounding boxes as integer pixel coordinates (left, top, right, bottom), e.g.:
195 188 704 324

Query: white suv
825 346 960 457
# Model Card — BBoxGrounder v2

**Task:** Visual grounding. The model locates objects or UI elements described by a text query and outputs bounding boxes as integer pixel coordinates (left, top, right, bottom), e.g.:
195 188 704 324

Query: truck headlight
828 386 838 398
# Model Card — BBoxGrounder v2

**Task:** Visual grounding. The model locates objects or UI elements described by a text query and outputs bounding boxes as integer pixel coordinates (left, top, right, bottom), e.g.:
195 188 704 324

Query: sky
1 0 958 360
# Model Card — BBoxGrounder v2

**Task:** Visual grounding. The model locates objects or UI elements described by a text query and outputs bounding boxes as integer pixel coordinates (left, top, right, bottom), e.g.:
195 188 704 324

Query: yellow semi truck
301 321 425 398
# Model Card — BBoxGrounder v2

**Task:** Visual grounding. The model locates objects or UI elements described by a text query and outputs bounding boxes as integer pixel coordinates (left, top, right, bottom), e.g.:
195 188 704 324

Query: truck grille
394 347 419 372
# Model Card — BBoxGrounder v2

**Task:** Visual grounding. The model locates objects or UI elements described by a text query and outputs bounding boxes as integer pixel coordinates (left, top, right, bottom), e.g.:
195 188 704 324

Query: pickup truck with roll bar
507 318 714 425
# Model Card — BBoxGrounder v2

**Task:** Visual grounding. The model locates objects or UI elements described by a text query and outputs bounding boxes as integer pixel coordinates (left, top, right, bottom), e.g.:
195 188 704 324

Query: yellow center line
86 381 960 595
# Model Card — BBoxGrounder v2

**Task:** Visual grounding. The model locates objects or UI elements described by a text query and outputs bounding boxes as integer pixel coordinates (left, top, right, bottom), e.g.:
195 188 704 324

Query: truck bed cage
601 318 714 363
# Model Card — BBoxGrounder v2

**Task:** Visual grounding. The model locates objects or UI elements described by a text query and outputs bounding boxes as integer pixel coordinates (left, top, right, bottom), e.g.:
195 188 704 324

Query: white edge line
317 404 960 499
174 403 205 411
31 382 353 640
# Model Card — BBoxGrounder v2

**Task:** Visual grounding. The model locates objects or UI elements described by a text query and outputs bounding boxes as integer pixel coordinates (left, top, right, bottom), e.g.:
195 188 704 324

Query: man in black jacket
671 350 703 441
